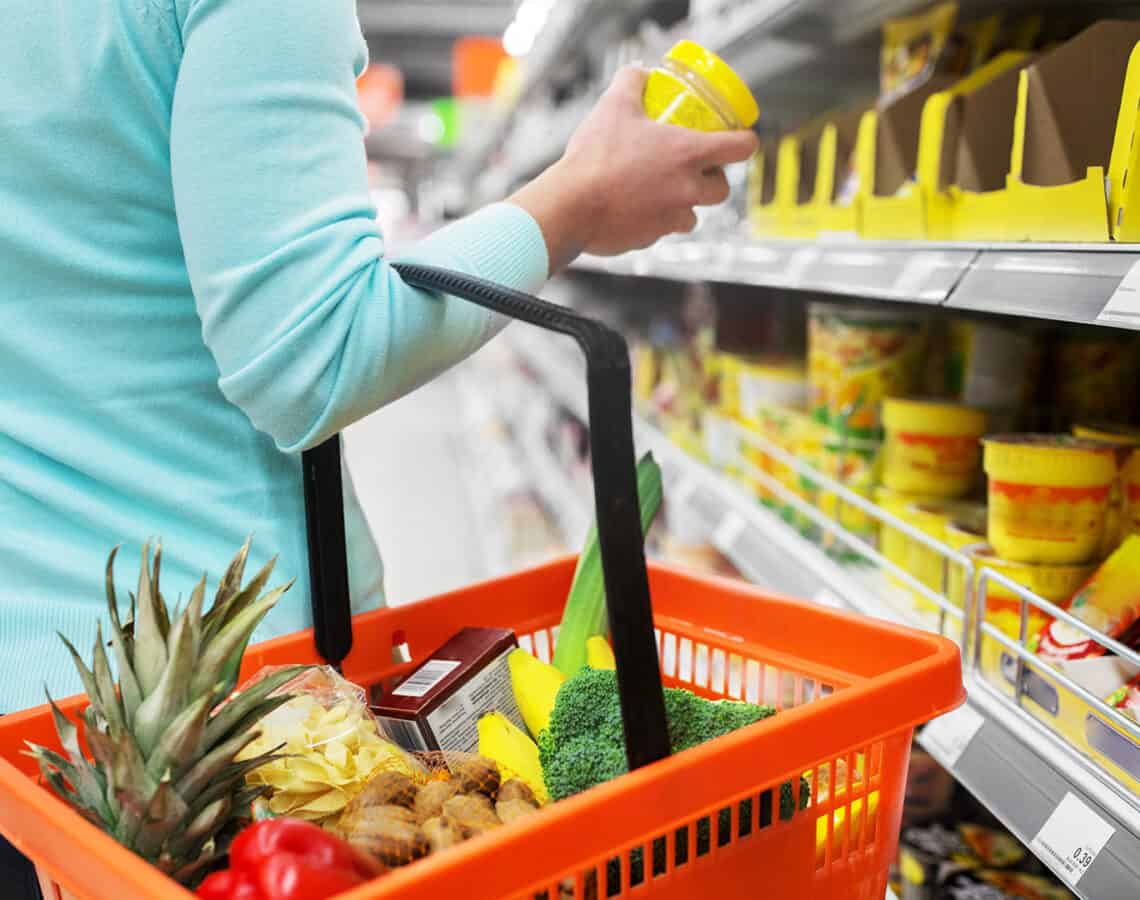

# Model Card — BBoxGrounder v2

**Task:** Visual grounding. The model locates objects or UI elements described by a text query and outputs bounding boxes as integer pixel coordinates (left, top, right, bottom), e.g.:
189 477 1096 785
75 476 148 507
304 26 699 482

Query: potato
347 771 418 812
443 793 501 837
496 798 538 826
422 814 465 854
338 803 416 840
343 816 429 867
497 779 538 807
414 779 461 824
451 756 501 798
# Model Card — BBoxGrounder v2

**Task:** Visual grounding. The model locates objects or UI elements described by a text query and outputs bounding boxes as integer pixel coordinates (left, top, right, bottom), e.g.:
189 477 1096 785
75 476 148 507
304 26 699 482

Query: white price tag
1100 259 1140 326
1030 792 1115 888
919 704 985 768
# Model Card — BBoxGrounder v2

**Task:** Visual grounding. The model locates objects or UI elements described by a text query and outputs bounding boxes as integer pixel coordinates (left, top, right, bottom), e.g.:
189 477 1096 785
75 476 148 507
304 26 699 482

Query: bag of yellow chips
237 666 425 826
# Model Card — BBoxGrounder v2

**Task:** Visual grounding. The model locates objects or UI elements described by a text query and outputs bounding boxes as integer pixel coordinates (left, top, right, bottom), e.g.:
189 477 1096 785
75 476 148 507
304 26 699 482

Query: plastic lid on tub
666 40 760 128
882 398 987 437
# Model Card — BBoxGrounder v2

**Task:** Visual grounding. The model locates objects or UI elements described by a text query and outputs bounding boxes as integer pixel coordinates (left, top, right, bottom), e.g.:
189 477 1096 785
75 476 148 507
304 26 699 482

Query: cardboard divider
1006 21 1140 241
748 142 780 236
934 52 1035 239
815 105 872 235
860 77 956 239
776 124 824 238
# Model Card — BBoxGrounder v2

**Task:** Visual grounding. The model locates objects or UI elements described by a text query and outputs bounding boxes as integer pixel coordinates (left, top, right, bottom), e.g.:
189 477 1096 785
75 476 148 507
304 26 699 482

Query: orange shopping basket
0 267 964 900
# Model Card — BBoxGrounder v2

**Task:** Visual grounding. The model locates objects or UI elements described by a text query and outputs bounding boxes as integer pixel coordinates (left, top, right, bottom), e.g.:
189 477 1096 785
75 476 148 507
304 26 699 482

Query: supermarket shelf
503 326 1140 898
571 237 1140 329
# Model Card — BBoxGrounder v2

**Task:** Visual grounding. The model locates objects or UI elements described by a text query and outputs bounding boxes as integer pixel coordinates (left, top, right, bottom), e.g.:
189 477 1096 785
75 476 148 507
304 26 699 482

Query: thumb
690 129 759 168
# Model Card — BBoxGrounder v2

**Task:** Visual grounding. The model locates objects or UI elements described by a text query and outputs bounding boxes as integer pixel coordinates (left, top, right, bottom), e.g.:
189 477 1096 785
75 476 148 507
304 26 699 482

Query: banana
508 648 564 739
477 711 550 805
586 636 616 670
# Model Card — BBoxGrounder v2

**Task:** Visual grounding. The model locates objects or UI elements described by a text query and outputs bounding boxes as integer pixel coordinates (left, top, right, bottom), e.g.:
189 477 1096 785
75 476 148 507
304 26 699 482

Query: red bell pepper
197 819 384 900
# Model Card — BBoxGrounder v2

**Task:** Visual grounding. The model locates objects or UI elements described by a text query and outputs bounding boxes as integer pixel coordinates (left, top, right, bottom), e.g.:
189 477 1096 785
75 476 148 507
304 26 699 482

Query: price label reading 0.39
1030 792 1115 888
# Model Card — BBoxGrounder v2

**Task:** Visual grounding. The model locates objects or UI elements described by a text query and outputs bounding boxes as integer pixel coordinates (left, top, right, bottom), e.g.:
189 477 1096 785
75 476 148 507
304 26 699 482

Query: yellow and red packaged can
983 435 1117 565
882 398 986 498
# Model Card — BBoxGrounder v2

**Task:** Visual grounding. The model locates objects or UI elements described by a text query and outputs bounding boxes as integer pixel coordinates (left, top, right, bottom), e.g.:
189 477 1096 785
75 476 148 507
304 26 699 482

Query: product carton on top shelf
936 53 1034 240
814 103 872 236
1006 20 1140 242
775 124 823 238
860 75 957 239
747 141 779 237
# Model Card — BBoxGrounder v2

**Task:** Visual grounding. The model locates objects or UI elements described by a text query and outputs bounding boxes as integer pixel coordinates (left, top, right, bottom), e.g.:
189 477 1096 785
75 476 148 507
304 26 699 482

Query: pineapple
27 539 305 886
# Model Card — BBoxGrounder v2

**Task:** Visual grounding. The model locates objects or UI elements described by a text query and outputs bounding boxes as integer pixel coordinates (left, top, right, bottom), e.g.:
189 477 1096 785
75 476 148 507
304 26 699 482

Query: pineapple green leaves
27 540 305 885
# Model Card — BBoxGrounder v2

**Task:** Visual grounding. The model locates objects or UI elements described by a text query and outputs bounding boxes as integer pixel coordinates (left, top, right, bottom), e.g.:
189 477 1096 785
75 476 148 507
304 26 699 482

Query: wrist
509 158 602 274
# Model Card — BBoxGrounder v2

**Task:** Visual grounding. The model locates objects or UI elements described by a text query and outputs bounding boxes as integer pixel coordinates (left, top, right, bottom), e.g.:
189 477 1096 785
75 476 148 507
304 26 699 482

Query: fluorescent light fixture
503 0 554 58
503 21 534 57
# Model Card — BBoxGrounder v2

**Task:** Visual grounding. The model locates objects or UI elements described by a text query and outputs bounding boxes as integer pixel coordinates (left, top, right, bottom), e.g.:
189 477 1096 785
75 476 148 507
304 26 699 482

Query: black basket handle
302 264 670 772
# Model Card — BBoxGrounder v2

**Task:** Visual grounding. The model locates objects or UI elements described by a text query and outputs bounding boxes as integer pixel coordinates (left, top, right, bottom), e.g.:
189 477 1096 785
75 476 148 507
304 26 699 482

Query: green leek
552 452 663 677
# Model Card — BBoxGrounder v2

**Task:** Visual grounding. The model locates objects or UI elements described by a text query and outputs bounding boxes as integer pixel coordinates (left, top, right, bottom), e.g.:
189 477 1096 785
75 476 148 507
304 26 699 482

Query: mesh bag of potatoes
333 752 543 868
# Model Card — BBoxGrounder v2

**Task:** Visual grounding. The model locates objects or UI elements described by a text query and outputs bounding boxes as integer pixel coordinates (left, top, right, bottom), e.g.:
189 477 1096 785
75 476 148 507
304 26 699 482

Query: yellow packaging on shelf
882 398 986 498
904 500 987 611
808 303 928 439
737 359 808 421
747 145 780 236
742 406 805 509
944 518 986 610
939 53 1035 239
644 40 759 130
969 544 1092 640
876 486 924 583
819 431 882 544
983 435 1117 565
1036 535 1140 664
814 104 872 234
775 130 822 238
1086 671 1140 793
861 51 1033 240
1073 423 1140 554
1004 21 1140 242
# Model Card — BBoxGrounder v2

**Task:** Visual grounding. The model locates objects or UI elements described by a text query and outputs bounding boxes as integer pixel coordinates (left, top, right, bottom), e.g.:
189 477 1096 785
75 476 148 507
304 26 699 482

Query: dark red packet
371 627 525 753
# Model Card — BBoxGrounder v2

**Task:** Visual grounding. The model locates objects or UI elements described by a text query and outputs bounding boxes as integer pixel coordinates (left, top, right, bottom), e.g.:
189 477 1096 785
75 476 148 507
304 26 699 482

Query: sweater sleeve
170 0 548 453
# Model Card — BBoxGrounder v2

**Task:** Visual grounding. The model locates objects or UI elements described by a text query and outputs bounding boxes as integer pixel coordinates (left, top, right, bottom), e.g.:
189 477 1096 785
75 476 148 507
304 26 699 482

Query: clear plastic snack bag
235 665 426 826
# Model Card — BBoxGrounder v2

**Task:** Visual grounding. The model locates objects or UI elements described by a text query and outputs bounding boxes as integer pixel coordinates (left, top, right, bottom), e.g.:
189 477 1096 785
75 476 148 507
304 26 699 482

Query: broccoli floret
539 668 782 802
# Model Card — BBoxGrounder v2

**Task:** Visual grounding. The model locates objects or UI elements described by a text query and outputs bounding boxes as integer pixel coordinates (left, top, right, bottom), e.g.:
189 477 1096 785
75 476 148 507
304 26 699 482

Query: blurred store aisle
343 369 488 607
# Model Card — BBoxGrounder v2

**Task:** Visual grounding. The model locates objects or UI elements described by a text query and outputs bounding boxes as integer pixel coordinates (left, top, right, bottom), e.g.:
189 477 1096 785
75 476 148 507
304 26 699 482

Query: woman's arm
172 0 755 454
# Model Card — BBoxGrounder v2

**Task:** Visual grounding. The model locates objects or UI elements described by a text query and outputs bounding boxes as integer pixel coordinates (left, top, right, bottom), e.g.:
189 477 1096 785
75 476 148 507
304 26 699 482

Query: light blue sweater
0 1 549 712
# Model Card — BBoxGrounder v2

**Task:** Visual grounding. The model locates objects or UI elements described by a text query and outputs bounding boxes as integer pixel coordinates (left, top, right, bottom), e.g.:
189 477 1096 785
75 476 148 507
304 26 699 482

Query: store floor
344 367 488 607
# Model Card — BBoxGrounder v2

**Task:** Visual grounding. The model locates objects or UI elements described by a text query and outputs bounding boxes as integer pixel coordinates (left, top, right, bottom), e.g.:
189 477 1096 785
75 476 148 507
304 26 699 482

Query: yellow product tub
983 435 1117 565
904 500 987 613
876 486 922 582
944 514 988 609
736 360 808 422
882 399 986 498
1073 424 1140 552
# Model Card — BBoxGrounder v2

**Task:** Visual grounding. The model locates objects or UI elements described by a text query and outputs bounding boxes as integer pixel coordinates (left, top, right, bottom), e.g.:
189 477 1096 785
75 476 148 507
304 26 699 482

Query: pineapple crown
27 539 304 885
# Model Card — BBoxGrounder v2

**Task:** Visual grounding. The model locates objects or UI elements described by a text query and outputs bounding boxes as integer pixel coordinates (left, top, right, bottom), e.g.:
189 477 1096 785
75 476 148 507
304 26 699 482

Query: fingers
665 208 699 235
690 129 759 168
694 168 731 206
607 64 650 107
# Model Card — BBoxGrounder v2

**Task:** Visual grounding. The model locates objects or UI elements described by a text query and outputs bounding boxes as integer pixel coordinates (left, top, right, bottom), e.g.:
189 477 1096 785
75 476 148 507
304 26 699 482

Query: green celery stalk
552 452 663 677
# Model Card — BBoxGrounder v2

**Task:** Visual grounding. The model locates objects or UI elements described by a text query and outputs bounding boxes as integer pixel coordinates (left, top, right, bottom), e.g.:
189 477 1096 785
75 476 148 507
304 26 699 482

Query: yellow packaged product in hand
237 666 425 826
